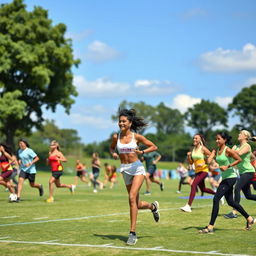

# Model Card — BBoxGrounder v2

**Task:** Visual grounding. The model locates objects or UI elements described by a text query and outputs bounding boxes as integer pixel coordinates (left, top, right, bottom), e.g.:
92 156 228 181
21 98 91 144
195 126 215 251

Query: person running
176 162 189 193
187 163 195 185
142 151 164 195
46 140 75 203
74 159 87 187
16 138 43 202
103 163 117 189
199 132 255 233
0 143 16 197
91 152 103 193
110 108 160 246
224 130 256 219
181 134 215 213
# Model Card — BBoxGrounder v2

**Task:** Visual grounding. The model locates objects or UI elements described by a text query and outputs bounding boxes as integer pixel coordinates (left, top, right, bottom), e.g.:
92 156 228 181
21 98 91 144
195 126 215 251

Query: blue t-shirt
18 148 37 174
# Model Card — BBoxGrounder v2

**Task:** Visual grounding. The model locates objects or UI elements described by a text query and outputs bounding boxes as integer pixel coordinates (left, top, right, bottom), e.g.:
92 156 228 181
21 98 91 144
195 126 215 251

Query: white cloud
74 75 177 97
69 113 115 129
74 76 130 97
85 40 120 63
200 43 256 72
215 96 233 108
171 94 201 113
243 77 256 87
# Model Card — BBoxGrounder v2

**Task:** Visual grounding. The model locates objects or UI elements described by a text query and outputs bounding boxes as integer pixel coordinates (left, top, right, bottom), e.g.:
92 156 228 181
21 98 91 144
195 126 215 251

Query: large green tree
228 84 256 135
0 0 79 148
151 102 184 134
185 100 228 139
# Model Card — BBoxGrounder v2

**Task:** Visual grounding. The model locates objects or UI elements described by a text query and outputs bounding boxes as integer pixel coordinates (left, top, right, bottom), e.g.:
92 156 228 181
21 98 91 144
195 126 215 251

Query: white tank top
117 133 138 154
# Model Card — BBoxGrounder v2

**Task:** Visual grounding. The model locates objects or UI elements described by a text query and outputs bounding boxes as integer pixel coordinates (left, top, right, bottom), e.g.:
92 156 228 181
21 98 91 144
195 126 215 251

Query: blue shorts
147 165 157 177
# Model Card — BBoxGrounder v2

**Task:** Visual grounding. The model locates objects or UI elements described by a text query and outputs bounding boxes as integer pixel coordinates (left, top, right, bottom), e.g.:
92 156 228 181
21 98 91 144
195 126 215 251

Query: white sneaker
176 190 181 194
93 189 97 193
180 204 192 212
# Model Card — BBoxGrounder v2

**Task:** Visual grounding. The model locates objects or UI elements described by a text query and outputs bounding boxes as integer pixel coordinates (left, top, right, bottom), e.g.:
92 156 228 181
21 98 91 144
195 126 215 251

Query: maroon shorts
1 170 13 179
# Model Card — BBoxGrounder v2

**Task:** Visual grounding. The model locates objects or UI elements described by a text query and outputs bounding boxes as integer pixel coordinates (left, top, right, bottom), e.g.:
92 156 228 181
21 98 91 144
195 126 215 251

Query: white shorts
120 160 146 185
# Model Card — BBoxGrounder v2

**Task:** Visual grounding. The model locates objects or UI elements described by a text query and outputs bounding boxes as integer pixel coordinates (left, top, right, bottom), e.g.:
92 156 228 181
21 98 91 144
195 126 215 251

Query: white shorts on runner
120 160 146 185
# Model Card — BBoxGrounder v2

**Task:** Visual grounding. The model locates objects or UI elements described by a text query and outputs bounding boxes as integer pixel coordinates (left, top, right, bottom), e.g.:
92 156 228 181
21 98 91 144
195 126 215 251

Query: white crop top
117 133 138 154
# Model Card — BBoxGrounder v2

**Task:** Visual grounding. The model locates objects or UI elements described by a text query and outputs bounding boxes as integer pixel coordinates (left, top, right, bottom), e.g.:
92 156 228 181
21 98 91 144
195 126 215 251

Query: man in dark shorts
142 151 163 195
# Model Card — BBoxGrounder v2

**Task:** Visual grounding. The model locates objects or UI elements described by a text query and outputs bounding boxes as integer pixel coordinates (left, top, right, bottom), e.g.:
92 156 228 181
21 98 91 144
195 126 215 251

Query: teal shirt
216 146 237 180
143 151 160 169
18 148 37 174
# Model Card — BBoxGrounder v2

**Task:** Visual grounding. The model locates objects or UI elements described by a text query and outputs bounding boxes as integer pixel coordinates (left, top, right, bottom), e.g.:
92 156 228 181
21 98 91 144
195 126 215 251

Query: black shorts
52 171 63 179
76 171 85 177
19 170 36 183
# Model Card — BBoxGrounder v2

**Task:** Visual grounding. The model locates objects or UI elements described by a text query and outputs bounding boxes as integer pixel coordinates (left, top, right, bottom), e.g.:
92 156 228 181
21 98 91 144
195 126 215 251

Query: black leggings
210 178 249 226
234 172 256 203
178 177 189 191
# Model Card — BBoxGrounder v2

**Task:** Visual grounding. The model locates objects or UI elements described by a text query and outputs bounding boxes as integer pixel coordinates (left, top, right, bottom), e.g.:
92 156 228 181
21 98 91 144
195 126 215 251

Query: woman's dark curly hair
194 133 207 146
118 109 147 133
217 132 233 145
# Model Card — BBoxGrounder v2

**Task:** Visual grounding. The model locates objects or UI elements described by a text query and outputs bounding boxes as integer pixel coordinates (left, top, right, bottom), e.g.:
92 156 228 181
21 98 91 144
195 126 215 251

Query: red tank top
48 155 63 172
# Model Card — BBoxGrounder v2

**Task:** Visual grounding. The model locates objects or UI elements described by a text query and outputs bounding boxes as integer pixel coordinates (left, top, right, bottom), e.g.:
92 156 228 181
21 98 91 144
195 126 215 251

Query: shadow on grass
93 234 152 242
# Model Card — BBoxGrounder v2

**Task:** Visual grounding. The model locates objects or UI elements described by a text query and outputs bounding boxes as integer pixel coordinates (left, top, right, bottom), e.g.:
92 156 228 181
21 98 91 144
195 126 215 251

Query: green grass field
0 170 256 256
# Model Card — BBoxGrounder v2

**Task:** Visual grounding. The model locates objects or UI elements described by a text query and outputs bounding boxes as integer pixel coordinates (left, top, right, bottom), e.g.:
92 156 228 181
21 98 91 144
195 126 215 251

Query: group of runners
1 108 256 246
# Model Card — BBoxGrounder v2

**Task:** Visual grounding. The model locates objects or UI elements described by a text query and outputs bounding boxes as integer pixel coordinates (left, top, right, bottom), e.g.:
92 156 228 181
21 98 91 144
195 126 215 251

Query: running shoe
151 201 160 222
180 204 192 212
39 184 44 196
93 189 98 193
176 190 181 194
46 197 54 203
144 191 151 195
126 233 137 246
224 212 237 219
160 182 164 191
70 184 75 194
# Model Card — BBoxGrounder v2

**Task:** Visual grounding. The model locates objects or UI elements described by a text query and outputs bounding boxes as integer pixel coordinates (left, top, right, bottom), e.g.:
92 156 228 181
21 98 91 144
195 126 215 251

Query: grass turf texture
0 171 256 256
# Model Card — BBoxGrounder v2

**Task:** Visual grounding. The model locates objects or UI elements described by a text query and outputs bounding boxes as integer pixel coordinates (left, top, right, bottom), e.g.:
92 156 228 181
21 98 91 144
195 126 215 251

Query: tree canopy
0 0 79 148
185 100 228 139
228 84 256 135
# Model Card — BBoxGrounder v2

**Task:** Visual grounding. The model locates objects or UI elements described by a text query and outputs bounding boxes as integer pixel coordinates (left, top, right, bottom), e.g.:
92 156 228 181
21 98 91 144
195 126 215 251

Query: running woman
181 134 215 212
74 159 87 187
199 132 255 233
224 130 256 219
0 143 16 197
176 162 189 193
91 152 103 193
46 140 75 203
110 108 160 246
16 138 43 202
142 151 164 195
103 163 117 189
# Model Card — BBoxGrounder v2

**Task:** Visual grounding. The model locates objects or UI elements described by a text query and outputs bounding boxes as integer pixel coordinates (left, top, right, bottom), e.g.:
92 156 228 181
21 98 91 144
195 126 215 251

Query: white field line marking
0 216 18 219
0 237 10 240
0 205 212 228
42 240 59 243
33 217 49 220
0 239 250 256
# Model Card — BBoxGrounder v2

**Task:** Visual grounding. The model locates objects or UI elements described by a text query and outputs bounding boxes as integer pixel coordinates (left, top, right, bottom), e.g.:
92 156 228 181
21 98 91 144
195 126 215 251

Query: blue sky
2 0 256 143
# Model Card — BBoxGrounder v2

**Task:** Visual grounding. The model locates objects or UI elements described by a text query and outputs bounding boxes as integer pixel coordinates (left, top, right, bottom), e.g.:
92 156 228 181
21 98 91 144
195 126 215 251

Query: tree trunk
5 127 16 152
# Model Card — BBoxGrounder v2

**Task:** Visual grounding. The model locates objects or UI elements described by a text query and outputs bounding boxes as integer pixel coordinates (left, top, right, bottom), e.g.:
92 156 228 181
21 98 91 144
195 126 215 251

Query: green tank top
234 143 254 174
216 146 237 180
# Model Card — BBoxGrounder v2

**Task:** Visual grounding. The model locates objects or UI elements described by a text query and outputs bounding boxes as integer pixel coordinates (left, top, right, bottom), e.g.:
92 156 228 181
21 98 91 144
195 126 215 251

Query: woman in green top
225 130 256 219
199 132 255 233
